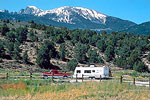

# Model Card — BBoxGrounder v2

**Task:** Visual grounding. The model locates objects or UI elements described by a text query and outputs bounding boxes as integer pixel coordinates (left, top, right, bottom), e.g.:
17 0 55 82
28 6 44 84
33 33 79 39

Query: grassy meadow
0 79 150 100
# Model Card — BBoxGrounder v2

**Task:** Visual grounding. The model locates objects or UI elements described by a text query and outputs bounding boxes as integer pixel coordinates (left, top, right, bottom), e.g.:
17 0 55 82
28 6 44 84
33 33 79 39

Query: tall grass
0 80 150 100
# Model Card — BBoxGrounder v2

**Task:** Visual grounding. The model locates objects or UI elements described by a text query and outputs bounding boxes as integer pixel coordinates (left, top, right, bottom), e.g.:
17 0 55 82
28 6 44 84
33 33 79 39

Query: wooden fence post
82 74 84 82
30 72 32 80
149 78 150 88
52 73 54 82
133 78 135 85
100 75 102 82
120 76 123 84
76 74 77 82
6 73 8 80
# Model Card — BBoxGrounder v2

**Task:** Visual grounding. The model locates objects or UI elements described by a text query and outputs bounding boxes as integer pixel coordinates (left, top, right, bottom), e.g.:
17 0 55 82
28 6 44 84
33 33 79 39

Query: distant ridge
122 21 150 35
0 6 136 32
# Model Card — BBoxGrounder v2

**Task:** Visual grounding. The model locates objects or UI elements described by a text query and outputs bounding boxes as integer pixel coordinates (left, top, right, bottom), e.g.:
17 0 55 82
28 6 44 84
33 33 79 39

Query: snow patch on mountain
19 6 107 24
18 6 43 15
0 10 5 12
37 6 107 24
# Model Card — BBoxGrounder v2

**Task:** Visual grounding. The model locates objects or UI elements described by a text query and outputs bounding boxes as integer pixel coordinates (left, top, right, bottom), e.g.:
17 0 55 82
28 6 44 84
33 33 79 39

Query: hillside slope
0 20 150 72
122 21 150 35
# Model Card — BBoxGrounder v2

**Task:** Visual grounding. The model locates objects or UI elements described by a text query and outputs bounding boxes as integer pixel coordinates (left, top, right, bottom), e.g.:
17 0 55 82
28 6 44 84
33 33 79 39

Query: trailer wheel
43 75 48 79
63 75 68 78
89 77 95 79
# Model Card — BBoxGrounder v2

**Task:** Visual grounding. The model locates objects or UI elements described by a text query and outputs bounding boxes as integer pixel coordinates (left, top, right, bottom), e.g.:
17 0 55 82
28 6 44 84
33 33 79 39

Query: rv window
92 70 95 73
76 70 81 73
84 70 91 73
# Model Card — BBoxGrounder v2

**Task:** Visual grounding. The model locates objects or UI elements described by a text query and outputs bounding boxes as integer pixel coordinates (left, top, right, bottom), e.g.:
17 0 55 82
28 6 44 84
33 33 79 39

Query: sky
0 0 150 24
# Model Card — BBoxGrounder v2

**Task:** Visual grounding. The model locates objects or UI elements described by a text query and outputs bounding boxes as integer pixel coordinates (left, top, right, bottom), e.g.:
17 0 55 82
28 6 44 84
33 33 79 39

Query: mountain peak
18 6 43 15
0 10 9 13
11 6 136 32
37 6 107 24
27 6 39 9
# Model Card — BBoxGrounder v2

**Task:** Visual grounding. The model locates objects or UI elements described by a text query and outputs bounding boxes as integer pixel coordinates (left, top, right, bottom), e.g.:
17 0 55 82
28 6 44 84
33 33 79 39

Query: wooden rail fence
0 73 150 87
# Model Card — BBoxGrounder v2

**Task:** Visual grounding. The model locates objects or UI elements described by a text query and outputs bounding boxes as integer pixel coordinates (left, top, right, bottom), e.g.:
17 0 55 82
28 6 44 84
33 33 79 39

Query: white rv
73 65 109 78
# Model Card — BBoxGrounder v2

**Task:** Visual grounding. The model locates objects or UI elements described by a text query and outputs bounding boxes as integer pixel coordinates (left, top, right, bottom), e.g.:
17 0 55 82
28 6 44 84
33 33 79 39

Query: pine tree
6 31 16 42
6 42 14 56
96 40 106 52
15 27 28 43
13 42 21 60
36 40 57 68
59 44 66 60
75 43 88 63
67 59 78 71
133 61 148 72
0 23 9 36
88 49 104 64
104 46 114 62
23 51 28 64
0 42 5 57
28 30 38 42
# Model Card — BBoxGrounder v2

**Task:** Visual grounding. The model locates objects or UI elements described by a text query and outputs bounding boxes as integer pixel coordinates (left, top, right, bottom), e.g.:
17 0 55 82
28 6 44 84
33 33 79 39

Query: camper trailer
73 65 109 78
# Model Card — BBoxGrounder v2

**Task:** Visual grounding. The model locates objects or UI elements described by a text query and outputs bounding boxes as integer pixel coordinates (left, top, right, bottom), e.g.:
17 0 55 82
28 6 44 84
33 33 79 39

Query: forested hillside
0 19 150 72
122 21 150 35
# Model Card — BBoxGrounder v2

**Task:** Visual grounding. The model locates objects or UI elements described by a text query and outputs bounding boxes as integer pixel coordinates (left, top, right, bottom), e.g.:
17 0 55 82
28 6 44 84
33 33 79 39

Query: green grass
0 80 150 100
112 69 150 78
0 69 150 99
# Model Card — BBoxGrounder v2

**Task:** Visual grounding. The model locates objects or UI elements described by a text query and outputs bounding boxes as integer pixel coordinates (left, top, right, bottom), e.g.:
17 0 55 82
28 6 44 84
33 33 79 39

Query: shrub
67 59 78 71
23 51 29 64
0 24 9 36
36 40 57 68
133 61 148 72
0 42 5 57
59 44 66 61
147 53 150 61
88 49 104 64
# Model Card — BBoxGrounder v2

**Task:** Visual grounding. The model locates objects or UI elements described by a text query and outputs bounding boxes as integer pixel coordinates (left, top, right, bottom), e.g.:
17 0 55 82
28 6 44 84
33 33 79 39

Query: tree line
0 20 150 72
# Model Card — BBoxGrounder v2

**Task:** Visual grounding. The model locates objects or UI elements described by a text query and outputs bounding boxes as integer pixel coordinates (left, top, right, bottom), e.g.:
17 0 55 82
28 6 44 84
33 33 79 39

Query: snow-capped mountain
0 6 137 32
18 6 43 15
19 6 107 25
0 10 9 13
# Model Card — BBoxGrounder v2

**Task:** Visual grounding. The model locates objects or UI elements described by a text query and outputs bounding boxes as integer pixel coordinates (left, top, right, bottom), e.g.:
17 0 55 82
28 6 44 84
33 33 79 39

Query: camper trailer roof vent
90 65 95 67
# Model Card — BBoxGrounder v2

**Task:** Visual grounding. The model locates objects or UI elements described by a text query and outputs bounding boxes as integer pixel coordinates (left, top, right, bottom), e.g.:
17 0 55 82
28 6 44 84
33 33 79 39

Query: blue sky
0 0 150 24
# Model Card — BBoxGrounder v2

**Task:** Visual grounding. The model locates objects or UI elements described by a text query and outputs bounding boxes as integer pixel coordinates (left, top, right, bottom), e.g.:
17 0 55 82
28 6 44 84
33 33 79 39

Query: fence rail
0 73 150 87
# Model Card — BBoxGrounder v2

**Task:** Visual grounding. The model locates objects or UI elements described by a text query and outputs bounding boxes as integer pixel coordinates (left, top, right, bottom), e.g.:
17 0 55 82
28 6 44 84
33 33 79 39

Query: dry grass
0 81 150 100
0 82 26 90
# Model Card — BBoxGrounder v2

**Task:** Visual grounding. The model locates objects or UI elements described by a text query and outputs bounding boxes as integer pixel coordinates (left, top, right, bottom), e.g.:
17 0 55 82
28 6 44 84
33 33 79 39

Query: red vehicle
42 70 72 79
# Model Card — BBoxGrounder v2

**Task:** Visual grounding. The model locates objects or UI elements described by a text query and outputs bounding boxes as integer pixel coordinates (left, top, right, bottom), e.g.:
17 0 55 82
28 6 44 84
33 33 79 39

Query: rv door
76 70 82 78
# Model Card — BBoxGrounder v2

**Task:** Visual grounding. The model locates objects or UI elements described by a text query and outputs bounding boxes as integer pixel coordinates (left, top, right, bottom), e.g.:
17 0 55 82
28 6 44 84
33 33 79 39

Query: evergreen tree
75 43 88 63
96 40 106 52
23 51 28 64
36 40 57 68
67 59 78 71
6 42 14 56
13 42 21 60
15 27 28 43
0 42 5 57
36 46 51 68
6 31 16 42
0 23 9 36
88 49 104 63
13 49 21 60
147 53 150 61
30 20 36 28
28 30 38 42
89 34 99 46
53 34 64 43
104 46 114 62
127 50 141 69
133 61 148 72
59 44 66 60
